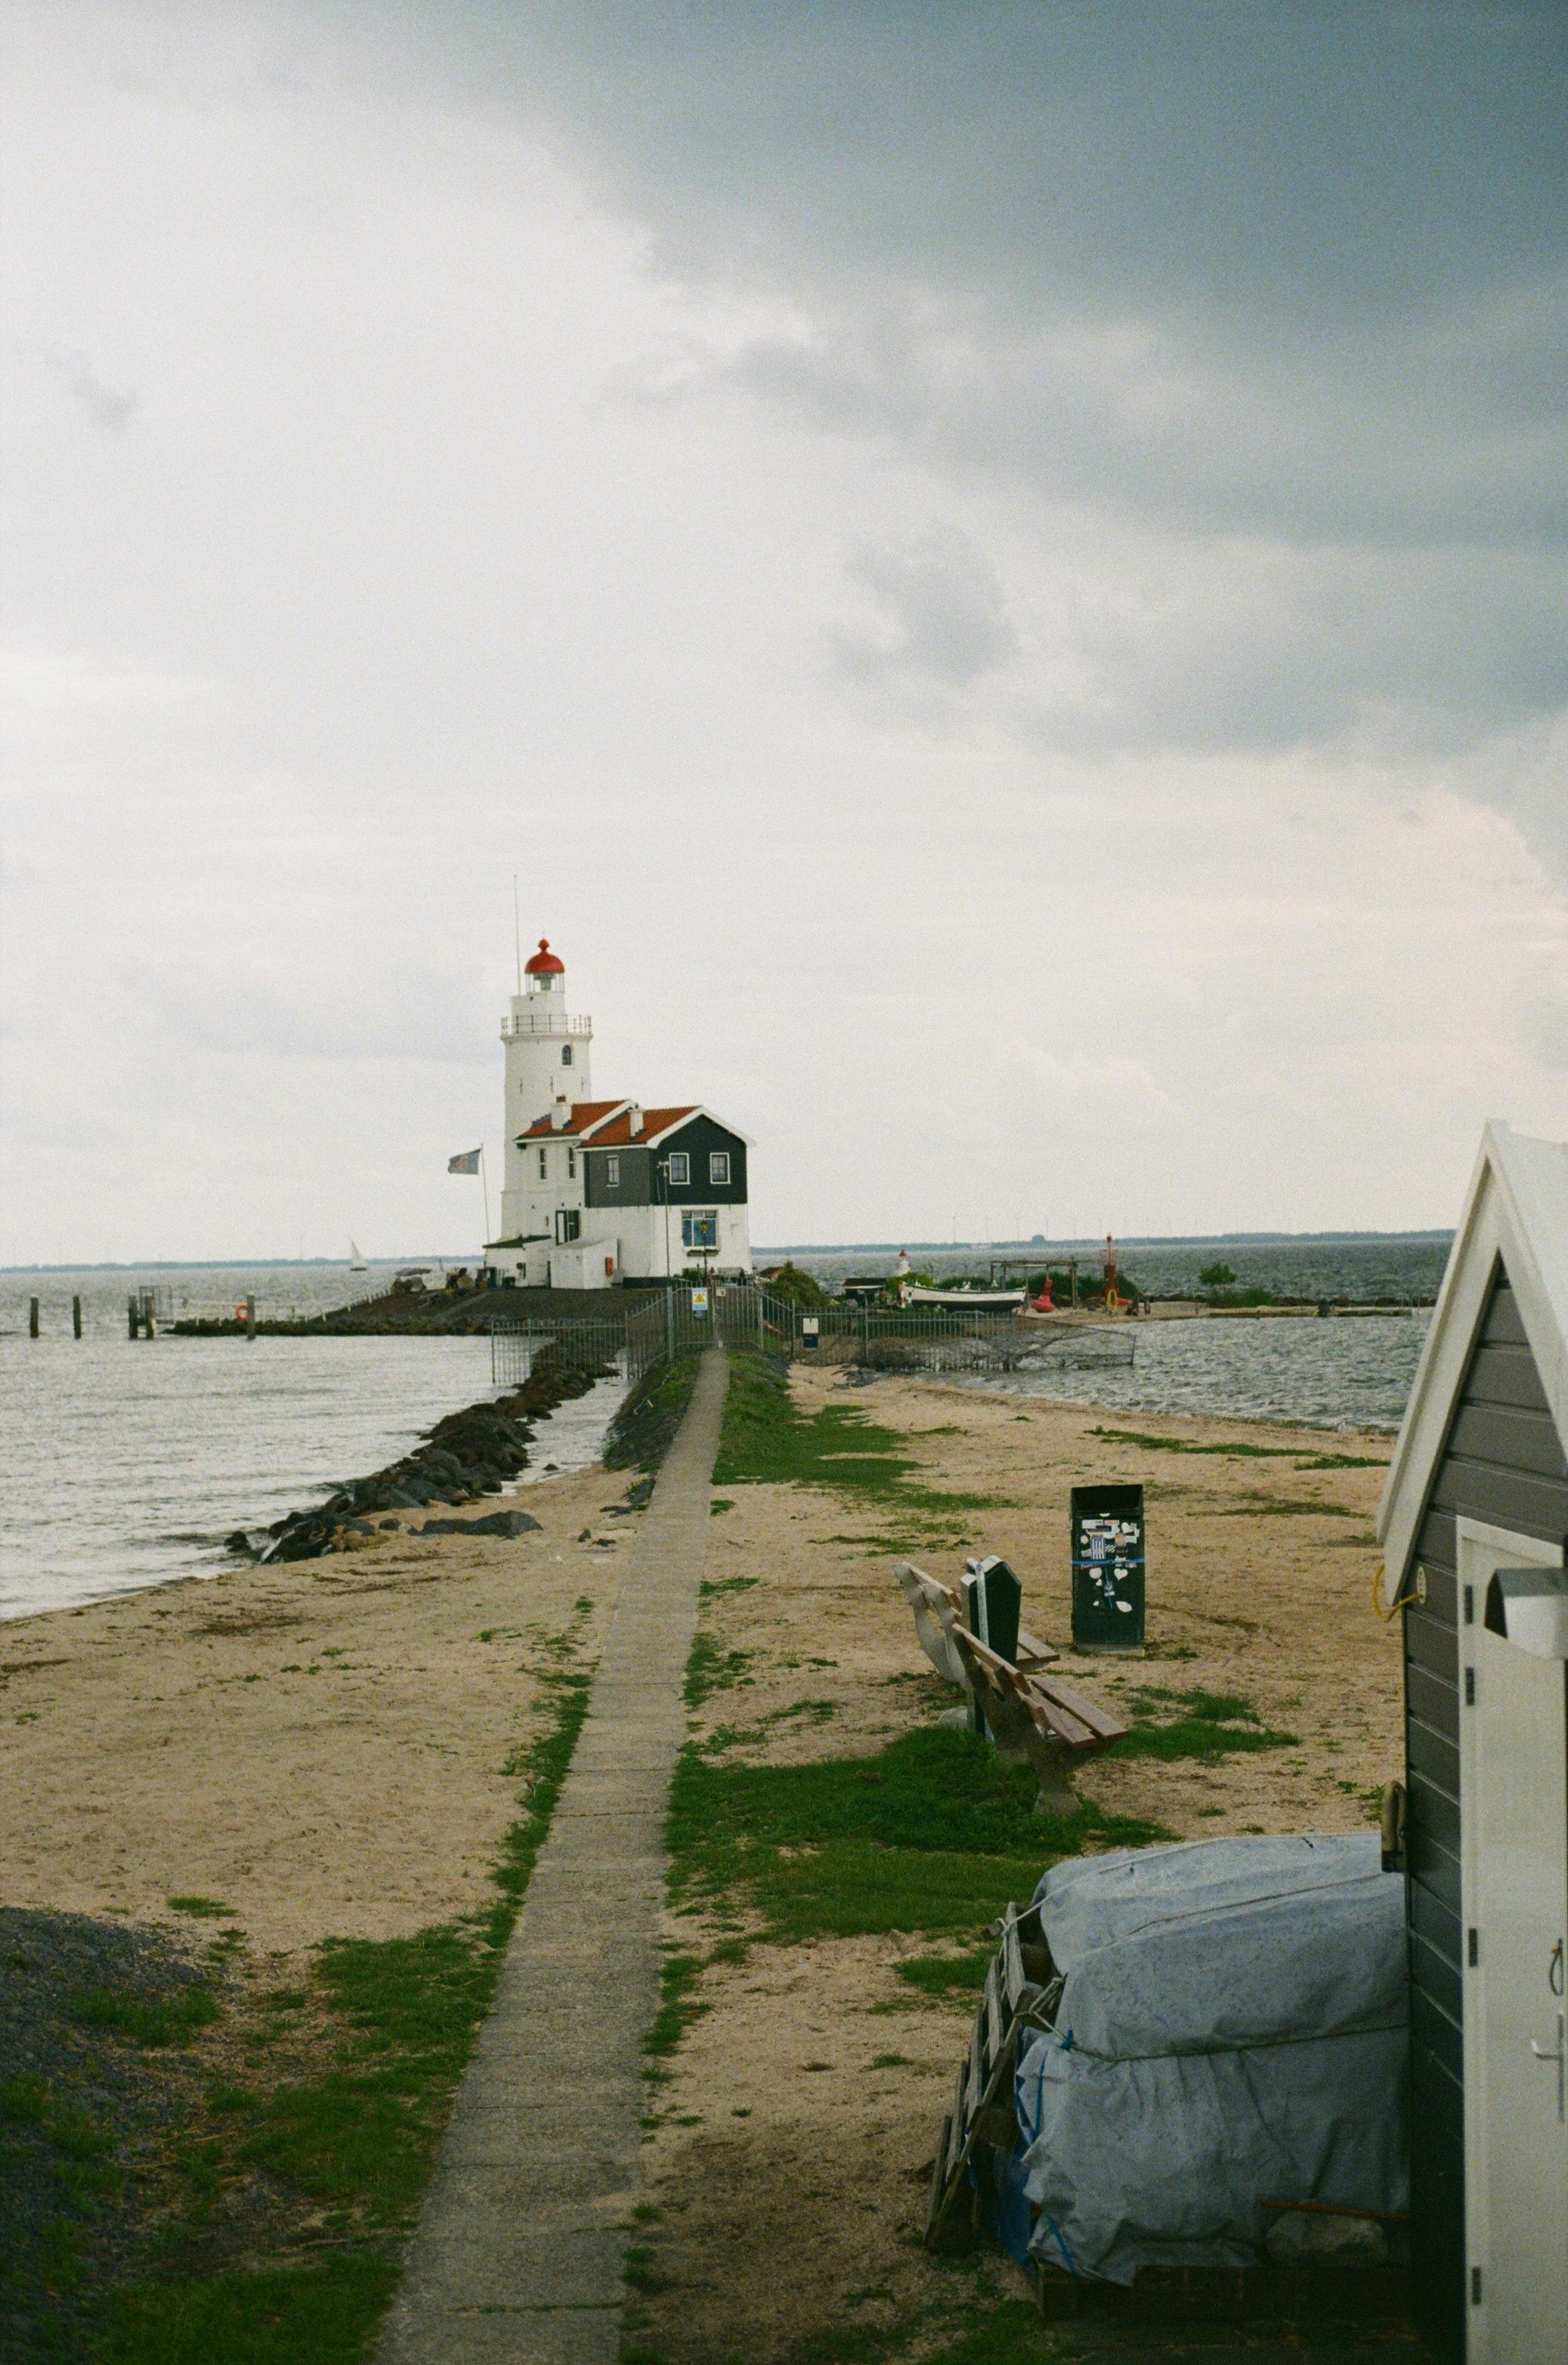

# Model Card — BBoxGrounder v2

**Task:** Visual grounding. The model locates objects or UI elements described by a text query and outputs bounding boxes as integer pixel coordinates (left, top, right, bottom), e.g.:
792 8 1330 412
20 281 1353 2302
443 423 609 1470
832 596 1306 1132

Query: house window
709 1151 731 1186
605 1155 620 1186
667 1151 690 1186
561 1043 573 1065
567 1148 577 1179
537 1146 548 1179
682 1210 718 1252
555 1208 581 1244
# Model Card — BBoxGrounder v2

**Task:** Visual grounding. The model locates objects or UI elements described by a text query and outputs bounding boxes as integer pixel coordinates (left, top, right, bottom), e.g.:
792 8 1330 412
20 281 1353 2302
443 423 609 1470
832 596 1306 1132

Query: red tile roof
518 1099 626 1141
585 1105 698 1147
518 1101 700 1146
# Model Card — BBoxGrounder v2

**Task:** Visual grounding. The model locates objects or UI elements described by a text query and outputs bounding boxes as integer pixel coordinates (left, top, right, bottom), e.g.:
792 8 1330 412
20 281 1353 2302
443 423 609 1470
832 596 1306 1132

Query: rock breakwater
260 1351 611 1563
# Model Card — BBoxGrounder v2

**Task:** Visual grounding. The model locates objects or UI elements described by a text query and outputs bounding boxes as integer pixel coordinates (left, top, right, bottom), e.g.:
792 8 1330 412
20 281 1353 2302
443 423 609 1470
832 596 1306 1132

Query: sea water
2 1245 1436 1622
0 1322 495 1621
967 1312 1429 1433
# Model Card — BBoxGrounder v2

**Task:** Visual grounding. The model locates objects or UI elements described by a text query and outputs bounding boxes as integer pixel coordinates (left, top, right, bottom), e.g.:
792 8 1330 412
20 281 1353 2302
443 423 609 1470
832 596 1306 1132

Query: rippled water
1 1254 1425 1627
0 1330 496 1622
966 1313 1428 1434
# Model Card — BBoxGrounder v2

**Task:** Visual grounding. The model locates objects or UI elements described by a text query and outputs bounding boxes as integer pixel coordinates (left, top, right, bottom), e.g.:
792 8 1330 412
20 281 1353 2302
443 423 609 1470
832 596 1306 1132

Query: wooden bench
951 1625 1127 1816
895 1560 1059 1690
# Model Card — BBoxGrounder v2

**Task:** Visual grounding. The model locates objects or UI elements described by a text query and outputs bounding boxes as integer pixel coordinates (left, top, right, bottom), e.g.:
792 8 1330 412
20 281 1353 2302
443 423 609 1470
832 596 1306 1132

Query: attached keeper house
481 940 753 1289
1378 1123 1568 2363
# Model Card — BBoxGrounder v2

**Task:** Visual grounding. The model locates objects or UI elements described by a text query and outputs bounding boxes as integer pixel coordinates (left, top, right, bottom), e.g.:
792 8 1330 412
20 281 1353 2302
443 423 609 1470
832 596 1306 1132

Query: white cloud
0 1 1564 1260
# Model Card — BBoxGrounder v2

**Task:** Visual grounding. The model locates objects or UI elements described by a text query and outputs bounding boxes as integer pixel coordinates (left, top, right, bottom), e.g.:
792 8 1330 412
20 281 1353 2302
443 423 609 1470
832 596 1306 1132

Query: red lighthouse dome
524 938 565 977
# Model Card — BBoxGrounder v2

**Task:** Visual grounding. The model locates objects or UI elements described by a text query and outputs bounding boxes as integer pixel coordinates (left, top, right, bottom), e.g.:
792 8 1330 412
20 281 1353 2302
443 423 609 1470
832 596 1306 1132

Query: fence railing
162 1278 393 1328
490 1289 1135 1387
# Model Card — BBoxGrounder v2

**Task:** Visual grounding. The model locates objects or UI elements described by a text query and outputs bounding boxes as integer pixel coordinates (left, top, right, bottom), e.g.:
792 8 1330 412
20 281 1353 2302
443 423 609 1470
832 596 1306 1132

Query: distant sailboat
348 1241 369 1272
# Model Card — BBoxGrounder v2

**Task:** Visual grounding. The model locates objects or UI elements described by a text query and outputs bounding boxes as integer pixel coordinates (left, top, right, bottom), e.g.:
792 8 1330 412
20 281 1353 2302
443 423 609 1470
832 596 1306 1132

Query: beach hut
1378 1122 1568 2363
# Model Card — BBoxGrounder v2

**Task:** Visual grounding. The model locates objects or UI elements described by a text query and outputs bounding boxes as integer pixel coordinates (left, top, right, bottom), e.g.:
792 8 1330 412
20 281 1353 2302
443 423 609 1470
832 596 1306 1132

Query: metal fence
490 1288 1134 1387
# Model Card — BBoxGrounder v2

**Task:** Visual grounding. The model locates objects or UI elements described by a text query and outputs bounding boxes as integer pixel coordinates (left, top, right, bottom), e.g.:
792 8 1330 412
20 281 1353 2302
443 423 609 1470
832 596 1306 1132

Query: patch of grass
709 1498 735 1515
1211 1497 1359 1518
1091 1424 1387 1475
699 1573 758 1598
684 1634 756 1708
715 1354 1005 1523
894 1943 995 1998
79 2252 401 2363
605 1351 702 1474
646 1951 707 2064
1090 1426 1302 1459
165 1897 235 1920
67 1986 221 2048
668 1725 1164 1942
1112 1684 1297 1762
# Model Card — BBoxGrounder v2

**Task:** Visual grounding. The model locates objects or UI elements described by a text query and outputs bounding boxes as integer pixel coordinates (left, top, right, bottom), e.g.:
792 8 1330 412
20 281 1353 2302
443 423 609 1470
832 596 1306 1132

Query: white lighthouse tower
494 941 593 1241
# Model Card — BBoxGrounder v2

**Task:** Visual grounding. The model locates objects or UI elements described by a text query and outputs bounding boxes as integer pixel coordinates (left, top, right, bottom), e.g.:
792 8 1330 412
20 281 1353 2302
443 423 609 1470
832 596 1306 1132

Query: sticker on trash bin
1077 1516 1141 1612
1069 1483 1146 1649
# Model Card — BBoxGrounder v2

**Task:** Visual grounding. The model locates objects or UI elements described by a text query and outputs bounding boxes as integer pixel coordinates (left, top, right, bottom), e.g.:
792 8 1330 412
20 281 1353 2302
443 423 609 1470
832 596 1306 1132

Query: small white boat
348 1240 369 1272
905 1286 1026 1310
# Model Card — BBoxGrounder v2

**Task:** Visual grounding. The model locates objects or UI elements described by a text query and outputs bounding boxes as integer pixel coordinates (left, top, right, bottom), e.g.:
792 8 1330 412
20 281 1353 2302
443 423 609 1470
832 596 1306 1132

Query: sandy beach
0 1464 639 1962
2 1361 1409 2360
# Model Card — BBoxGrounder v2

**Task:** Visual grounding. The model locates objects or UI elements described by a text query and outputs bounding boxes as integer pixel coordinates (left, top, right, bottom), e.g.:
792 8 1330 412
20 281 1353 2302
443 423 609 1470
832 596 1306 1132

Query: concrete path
379 1346 727 2365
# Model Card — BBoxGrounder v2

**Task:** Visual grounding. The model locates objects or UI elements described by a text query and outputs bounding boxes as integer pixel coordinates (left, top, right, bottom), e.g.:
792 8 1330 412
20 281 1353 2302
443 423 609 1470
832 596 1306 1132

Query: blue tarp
1010 1833 1409 2286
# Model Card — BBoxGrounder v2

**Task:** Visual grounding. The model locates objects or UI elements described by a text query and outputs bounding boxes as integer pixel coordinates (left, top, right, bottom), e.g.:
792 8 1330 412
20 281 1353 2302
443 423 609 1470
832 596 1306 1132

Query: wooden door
1459 1520 1568 2363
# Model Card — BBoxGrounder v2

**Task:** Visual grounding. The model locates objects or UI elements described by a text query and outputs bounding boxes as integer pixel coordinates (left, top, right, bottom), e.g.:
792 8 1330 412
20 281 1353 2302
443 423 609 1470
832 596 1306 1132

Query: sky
2 0 1566 1261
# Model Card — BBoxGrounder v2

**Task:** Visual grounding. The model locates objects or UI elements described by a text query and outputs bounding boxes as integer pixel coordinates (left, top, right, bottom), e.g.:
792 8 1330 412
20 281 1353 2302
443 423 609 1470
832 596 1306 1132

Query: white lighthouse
494 941 593 1241
482 935 753 1292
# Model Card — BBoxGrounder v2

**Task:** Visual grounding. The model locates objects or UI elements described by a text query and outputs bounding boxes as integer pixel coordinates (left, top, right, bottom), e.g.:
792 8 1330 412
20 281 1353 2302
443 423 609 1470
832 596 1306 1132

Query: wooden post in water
29 1297 40 1338
245 1294 257 1341
143 1302 156 1340
72 1295 82 1339
128 1295 140 1338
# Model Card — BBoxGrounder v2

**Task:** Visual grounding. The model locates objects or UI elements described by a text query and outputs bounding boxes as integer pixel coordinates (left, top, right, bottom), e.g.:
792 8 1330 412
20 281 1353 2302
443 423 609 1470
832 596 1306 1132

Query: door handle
1531 2011 1567 2122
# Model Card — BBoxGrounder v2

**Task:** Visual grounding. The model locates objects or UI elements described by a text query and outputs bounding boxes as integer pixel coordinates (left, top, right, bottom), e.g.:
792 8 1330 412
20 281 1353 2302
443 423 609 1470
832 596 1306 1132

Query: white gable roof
1378 1121 1568 1575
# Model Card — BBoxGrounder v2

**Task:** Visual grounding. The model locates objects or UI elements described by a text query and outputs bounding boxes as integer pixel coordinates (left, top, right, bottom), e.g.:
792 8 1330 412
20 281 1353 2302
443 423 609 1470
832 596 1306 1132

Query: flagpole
480 1147 492 1248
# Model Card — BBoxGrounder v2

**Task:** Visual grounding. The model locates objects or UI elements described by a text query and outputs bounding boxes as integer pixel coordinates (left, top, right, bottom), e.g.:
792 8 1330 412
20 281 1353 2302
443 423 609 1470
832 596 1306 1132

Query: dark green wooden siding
1401 1266 1568 2354
583 1117 747 1210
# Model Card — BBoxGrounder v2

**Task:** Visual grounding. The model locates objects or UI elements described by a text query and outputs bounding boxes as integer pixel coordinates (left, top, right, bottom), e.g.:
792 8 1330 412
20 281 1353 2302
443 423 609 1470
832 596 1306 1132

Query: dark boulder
418 1509 542 1539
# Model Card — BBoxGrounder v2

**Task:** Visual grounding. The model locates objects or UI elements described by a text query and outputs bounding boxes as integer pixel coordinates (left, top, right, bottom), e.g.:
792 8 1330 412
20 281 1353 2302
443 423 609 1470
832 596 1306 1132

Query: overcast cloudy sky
3 1 1565 1261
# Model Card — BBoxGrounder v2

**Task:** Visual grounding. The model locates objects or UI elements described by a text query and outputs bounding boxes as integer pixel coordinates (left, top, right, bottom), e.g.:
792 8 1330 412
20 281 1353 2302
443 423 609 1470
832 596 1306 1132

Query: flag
447 1148 482 1175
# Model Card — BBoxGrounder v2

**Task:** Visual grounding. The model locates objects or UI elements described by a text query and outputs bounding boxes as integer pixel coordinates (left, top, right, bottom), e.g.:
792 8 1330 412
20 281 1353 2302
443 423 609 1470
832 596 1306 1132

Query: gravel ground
0 1907 217 2359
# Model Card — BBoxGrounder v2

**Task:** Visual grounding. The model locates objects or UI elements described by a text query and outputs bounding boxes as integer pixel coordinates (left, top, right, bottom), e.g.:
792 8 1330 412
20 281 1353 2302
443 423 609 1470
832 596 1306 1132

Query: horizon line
2 1226 1456 1275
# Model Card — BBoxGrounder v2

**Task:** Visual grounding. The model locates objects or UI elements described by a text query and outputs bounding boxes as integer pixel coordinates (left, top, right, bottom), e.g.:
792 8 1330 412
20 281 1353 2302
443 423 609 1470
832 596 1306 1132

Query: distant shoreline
756 1229 1455 1253
2 1228 1455 1275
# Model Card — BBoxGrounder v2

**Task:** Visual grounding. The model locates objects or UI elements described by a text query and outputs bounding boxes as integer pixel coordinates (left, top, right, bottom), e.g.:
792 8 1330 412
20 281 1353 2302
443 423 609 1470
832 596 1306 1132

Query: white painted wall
495 965 593 1244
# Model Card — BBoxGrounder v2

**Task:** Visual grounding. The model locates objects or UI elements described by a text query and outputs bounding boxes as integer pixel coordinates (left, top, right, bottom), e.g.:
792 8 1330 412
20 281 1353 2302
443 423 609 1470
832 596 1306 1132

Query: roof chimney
551 1092 571 1132
626 1102 642 1136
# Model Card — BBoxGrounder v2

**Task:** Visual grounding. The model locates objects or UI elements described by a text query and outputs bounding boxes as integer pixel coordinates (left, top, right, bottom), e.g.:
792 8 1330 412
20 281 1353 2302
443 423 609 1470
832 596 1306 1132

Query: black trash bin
1070 1483 1146 1650
962 1555 1022 1736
